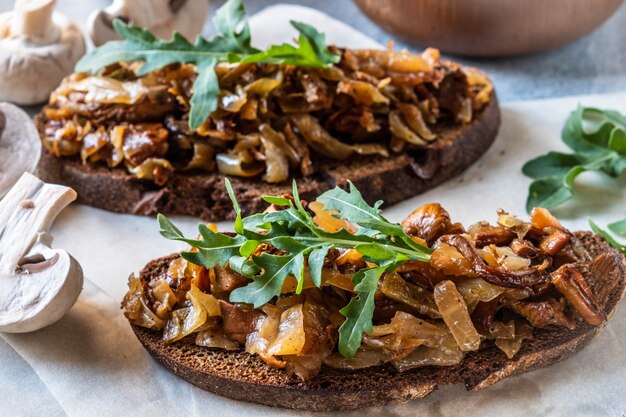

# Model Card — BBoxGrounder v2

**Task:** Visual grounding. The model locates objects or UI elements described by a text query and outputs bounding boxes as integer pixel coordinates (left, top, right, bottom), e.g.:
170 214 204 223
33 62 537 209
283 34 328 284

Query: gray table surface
1 0 626 103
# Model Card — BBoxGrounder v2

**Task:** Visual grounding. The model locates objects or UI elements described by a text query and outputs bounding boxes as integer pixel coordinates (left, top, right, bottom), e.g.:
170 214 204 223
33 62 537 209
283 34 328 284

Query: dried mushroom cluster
42 47 492 185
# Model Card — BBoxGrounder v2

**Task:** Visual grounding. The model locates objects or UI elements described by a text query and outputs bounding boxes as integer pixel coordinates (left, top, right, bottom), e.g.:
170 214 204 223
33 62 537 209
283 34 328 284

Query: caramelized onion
398 103 436 141
161 283 219 343
151 279 179 320
337 80 389 106
291 114 388 159
122 273 165 329
389 110 428 146
188 284 221 317
380 272 440 318
216 153 264 177
52 75 152 105
259 123 300 165
324 348 390 369
455 278 504 312
183 141 215 171
245 309 285 368
267 304 306 356
497 212 531 239
365 311 454 359
490 320 533 359
127 158 174 186
219 88 247 112
245 77 282 96
196 328 239 350
392 344 463 372
433 280 482 351
260 134 290 183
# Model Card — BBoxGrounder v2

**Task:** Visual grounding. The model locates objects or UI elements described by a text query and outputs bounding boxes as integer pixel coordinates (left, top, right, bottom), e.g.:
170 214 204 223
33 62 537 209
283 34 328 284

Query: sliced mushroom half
0 172 83 333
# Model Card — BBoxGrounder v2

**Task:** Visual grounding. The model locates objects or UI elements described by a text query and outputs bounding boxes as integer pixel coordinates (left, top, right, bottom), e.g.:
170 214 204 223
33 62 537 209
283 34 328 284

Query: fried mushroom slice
401 203 461 246
508 298 576 330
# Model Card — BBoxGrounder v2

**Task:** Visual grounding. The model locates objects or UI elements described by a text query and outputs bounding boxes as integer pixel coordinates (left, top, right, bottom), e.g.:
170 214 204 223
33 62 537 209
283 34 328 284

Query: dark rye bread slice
35 93 499 222
130 231 625 411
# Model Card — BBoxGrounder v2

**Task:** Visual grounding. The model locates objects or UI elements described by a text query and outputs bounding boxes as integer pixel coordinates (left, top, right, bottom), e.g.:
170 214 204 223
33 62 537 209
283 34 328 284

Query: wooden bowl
353 0 624 56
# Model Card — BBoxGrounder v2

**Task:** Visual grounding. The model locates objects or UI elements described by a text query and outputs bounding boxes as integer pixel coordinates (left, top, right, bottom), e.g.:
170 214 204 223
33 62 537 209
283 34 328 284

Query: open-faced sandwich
36 0 498 221
122 180 625 410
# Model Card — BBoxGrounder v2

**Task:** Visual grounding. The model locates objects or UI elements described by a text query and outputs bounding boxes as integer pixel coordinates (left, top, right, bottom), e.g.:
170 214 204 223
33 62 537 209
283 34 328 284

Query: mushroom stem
10 0 59 44
0 173 76 275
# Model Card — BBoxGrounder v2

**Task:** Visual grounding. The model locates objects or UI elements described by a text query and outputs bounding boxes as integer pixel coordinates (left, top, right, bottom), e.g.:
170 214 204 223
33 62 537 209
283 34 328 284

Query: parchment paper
2 5 626 417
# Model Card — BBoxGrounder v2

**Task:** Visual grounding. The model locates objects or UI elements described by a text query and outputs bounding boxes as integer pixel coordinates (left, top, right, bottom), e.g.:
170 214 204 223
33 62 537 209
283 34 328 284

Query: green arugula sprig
76 0 340 130
158 179 432 357
523 106 626 213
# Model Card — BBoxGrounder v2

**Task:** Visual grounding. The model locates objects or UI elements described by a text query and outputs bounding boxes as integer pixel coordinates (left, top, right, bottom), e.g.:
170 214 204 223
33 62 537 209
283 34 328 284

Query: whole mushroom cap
0 3 86 105
0 102 42 198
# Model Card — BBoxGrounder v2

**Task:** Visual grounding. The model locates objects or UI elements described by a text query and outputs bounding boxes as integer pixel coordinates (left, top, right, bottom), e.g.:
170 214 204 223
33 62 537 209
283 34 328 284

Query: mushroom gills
0 239 83 333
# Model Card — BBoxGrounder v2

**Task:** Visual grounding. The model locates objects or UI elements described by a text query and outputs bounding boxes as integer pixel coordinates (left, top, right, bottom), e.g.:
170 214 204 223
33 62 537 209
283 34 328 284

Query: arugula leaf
337 286 378 357
608 216 626 236
231 251 306 307
76 0 340 130
188 59 221 134
290 21 341 66
338 260 403 357
318 181 409 236
229 255 261 277
308 244 332 287
210 0 258 54
237 21 340 68
159 180 432 356
225 178 244 234
158 214 245 268
525 177 574 213
523 106 626 212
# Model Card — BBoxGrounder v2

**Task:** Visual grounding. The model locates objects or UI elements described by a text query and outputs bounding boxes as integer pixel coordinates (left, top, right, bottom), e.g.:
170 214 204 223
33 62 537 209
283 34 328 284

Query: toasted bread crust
36 93 499 221
130 231 625 410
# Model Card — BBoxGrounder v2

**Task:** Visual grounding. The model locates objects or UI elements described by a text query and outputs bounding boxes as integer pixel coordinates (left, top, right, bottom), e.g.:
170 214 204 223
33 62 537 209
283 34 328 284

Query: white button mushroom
0 103 42 198
0 172 83 333
88 0 210 46
0 0 86 105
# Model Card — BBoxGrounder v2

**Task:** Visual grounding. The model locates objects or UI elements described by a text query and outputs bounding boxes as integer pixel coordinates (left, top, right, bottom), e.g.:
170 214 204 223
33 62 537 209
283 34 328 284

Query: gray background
1 0 626 102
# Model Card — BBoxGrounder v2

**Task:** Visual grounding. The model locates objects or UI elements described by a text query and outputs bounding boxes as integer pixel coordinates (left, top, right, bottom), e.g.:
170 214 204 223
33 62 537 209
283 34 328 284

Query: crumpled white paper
2 4 626 417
